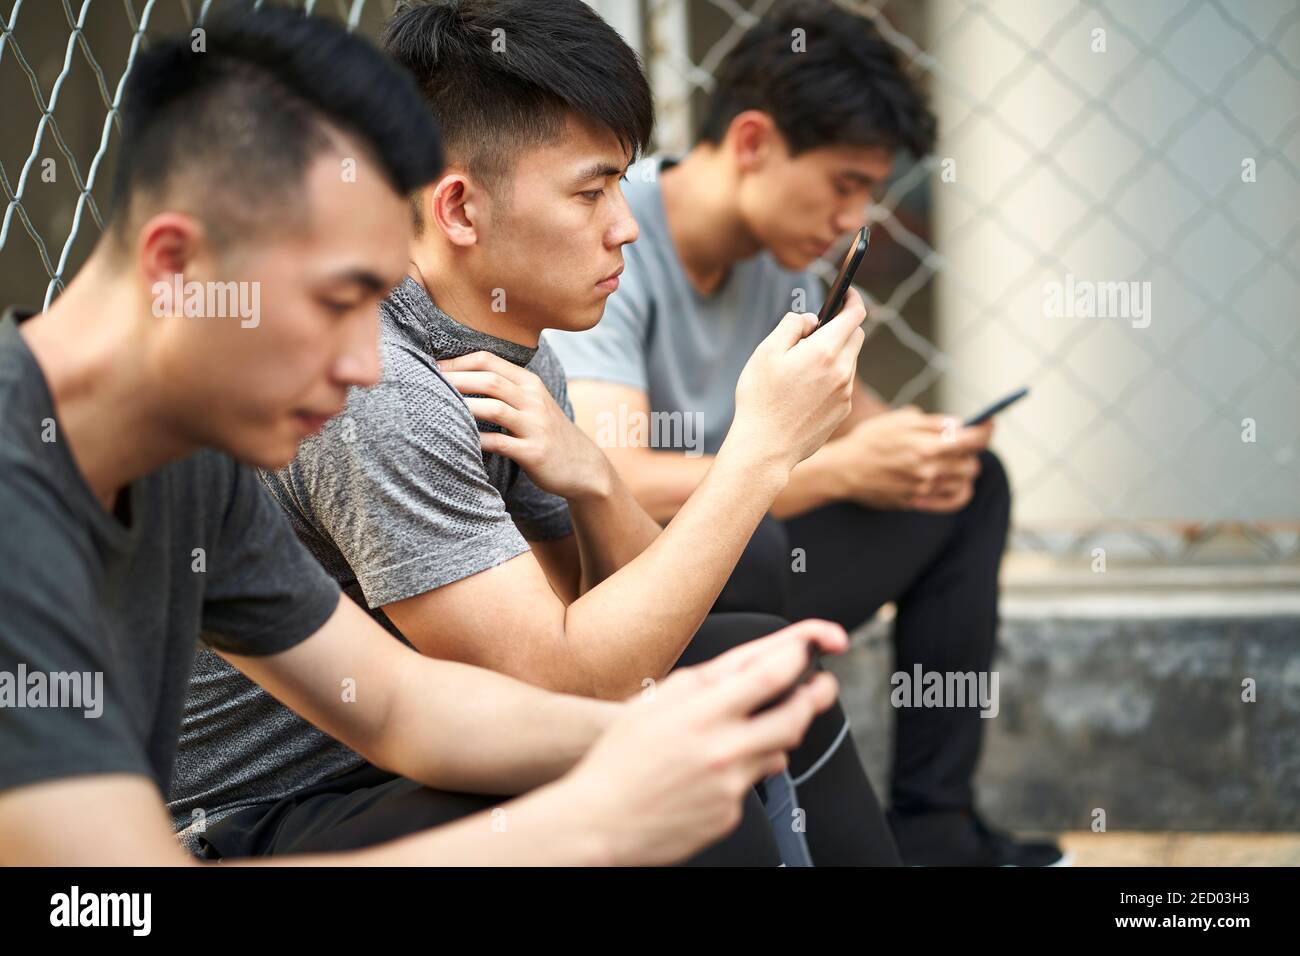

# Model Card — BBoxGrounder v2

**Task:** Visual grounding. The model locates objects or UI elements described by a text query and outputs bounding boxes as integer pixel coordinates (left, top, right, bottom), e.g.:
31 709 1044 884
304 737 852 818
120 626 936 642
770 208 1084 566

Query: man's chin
220 433 302 472
778 248 820 272
552 303 607 334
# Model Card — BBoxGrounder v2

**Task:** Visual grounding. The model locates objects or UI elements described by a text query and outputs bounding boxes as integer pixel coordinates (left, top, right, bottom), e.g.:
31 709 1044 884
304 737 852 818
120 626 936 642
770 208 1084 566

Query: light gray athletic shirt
544 156 824 455
169 277 574 849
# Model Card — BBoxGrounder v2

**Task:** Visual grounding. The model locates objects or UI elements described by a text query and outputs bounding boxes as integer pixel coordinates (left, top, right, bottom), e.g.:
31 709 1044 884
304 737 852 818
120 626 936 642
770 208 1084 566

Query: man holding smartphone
0 6 848 868
546 0 1065 866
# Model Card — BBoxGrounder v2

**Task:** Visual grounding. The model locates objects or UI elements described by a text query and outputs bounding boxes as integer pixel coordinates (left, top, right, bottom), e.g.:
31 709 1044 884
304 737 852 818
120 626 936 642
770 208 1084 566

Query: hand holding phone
816 226 870 327
751 642 824 716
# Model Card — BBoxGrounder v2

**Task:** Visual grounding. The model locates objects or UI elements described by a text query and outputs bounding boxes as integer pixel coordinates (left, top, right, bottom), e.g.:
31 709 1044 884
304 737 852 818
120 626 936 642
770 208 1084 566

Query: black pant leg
781 450 1011 813
679 612 900 865
710 514 792 617
201 754 782 865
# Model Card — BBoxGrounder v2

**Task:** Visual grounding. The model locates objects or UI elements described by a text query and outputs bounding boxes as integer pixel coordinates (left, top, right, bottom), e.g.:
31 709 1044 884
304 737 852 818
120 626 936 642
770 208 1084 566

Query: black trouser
674 613 899 866
713 450 1011 815
198 761 783 865
198 612 896 865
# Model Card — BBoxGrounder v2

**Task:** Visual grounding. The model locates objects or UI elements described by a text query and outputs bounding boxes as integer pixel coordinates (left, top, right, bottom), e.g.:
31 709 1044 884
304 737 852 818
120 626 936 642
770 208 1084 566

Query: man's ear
728 110 781 173
136 212 206 313
428 171 481 248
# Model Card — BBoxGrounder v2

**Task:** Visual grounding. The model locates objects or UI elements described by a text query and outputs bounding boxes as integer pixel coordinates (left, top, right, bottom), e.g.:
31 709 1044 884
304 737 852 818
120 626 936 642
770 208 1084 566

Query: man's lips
293 408 344 434
597 265 624 291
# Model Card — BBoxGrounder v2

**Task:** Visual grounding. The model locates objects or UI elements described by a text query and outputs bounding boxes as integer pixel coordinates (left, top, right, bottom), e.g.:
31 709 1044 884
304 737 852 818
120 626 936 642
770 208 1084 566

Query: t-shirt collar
384 276 538 368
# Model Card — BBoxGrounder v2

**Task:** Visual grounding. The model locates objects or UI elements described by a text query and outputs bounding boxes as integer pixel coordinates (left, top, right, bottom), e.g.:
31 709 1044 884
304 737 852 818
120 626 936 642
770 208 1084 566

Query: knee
740 514 791 580
975 449 1011 509
676 612 792 667
714 514 791 618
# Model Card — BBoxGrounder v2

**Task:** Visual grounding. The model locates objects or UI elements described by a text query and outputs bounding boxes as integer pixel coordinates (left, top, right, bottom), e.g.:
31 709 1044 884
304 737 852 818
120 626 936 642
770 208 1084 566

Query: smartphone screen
816 226 870 326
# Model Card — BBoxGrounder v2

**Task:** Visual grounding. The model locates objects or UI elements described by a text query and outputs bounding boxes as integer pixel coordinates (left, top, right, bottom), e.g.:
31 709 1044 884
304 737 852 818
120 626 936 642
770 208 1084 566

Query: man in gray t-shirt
171 277 580 838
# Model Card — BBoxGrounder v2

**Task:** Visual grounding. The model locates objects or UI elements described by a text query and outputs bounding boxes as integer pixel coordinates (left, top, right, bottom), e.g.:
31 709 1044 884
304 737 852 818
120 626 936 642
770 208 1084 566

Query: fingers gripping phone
816 226 870 327
751 643 824 716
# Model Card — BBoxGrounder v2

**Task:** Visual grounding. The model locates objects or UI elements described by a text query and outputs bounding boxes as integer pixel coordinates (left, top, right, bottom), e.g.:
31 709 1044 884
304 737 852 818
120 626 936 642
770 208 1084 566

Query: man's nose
835 203 868 236
336 308 382 388
608 191 640 247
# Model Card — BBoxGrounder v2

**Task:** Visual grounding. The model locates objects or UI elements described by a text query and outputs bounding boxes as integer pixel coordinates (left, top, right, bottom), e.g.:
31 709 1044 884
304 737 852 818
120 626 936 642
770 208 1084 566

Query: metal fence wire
2 0 1297 563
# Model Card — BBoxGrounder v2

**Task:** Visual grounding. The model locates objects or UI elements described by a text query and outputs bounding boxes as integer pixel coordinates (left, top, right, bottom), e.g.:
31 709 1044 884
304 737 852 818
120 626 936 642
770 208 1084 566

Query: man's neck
18 259 193 510
407 256 541 349
659 147 764 296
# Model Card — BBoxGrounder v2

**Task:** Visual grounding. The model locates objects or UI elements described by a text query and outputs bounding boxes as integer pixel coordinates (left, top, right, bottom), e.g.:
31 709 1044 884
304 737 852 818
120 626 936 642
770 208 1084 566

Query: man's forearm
608 441 850 522
372 655 621 795
560 438 789 696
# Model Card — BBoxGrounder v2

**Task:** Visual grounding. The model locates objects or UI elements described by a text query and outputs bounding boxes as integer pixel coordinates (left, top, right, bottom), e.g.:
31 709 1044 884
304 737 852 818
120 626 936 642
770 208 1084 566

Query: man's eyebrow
840 171 878 187
324 269 395 294
572 161 628 185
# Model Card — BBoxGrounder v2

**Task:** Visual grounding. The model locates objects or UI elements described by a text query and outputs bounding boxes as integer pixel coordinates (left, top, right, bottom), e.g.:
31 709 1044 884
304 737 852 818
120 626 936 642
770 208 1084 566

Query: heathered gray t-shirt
544 156 825 455
0 309 340 818
171 278 574 847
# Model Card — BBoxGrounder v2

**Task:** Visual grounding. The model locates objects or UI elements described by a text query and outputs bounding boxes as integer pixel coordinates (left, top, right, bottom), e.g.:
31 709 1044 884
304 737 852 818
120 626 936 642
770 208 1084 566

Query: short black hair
107 2 444 251
698 0 935 158
382 0 653 221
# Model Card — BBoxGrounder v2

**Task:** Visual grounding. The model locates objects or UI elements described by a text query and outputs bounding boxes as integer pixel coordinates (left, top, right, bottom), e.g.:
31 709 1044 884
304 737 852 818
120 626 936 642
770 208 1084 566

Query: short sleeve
544 245 653 392
0 466 154 793
199 462 340 657
270 345 531 609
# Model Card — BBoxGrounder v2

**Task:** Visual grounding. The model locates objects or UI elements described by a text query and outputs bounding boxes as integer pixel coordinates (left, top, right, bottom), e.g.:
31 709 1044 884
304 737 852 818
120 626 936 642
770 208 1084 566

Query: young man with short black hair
547 0 1066 866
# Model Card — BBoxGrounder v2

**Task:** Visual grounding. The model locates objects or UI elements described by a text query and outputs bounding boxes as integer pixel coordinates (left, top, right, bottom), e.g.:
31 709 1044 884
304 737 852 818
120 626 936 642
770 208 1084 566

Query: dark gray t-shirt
171 278 574 844
0 309 340 823
544 156 825 455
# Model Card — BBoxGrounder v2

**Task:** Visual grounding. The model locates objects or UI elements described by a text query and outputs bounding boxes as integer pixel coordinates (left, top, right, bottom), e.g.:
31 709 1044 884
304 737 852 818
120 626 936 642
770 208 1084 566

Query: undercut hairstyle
106 2 444 253
698 0 936 159
382 0 654 230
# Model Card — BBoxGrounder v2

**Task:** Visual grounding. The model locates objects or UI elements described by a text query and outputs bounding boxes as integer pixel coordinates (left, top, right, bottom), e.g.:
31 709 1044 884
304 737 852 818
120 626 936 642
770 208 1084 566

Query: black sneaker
887 807 1071 867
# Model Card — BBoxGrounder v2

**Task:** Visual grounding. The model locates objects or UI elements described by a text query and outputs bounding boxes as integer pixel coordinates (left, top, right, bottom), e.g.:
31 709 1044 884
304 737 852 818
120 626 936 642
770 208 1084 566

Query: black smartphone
963 387 1029 427
816 226 870 326
752 642 824 716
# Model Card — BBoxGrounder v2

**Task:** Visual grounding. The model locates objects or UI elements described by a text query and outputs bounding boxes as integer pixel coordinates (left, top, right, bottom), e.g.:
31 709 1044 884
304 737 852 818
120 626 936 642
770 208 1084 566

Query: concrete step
828 555 1300 832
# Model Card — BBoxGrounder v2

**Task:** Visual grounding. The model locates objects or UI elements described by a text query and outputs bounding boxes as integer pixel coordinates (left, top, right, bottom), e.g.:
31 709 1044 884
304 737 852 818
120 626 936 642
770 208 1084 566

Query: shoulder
0 455 98 601
0 332 53 461
320 335 476 453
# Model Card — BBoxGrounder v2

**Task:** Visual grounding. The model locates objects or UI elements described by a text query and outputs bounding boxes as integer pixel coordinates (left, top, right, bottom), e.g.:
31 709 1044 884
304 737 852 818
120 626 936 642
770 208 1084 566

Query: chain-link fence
3 0 1297 563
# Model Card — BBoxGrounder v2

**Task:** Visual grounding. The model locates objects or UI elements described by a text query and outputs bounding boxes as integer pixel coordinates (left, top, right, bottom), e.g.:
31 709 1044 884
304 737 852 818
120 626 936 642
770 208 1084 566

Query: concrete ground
1058 831 1300 866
